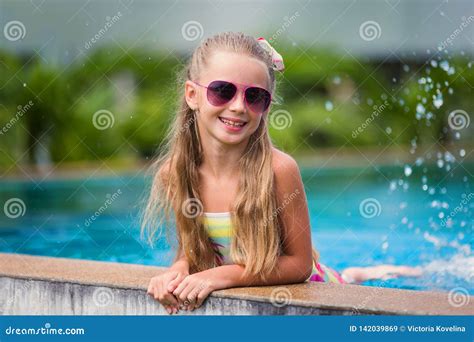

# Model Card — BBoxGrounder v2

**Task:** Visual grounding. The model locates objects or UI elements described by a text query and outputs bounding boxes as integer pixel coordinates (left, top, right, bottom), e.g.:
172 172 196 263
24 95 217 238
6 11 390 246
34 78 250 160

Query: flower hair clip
256 37 285 72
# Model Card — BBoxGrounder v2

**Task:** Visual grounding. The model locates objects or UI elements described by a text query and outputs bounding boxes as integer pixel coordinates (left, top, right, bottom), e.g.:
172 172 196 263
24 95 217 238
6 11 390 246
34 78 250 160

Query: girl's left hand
172 272 217 311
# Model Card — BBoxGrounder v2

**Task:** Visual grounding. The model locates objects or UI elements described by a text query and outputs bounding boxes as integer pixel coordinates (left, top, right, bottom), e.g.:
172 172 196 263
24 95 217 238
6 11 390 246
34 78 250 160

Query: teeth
220 118 245 127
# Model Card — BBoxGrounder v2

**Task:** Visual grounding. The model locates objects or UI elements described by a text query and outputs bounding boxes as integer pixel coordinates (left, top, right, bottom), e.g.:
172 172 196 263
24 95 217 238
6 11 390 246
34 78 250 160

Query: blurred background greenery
0 0 473 172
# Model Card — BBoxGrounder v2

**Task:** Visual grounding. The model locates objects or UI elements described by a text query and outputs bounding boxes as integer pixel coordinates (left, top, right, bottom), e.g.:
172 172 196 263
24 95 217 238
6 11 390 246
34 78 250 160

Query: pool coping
0 253 472 315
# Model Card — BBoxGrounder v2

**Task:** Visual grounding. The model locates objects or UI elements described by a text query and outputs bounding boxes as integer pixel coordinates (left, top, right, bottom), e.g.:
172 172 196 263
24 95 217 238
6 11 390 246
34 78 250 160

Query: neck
199 135 249 180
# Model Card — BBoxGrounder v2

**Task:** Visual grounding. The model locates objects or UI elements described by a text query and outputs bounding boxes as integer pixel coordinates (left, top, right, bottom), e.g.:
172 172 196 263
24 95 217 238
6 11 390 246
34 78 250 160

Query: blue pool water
0 163 472 294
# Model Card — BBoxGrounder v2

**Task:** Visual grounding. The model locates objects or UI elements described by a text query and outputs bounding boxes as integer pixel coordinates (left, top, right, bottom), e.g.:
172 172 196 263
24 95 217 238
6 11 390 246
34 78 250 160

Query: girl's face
185 51 271 146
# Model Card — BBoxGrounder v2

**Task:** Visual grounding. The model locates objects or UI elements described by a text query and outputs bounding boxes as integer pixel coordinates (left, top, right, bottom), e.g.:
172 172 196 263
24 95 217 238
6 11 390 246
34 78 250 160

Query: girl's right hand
147 269 188 314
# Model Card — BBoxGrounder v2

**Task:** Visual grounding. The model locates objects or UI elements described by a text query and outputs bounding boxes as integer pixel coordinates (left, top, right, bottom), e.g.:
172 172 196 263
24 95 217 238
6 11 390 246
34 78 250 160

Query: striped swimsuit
202 211 346 284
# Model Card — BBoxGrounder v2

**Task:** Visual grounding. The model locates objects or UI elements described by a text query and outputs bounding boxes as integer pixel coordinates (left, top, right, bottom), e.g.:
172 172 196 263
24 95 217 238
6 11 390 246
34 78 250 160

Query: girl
143 32 422 314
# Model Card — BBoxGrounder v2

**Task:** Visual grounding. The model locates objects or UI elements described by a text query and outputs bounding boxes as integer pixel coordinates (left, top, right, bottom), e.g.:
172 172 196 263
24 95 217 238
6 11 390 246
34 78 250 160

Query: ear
185 80 199 110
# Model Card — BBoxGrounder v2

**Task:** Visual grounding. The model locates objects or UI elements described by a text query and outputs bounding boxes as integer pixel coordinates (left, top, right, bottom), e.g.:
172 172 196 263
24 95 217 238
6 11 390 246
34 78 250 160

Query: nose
227 89 247 113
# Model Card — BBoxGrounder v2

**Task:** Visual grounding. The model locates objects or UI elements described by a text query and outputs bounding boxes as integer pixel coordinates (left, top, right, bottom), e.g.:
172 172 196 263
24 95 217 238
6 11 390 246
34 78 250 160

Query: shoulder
272 147 300 179
271 147 303 194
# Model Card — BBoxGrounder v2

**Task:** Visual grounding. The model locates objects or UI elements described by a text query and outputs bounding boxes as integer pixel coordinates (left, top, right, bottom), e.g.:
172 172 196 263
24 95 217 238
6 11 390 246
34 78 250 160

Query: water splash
422 254 474 282
404 165 413 177
433 93 443 108
325 100 333 111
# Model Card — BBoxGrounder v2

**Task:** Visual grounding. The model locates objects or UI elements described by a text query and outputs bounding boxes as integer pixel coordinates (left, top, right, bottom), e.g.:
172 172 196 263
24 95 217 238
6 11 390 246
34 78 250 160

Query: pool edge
0 253 472 315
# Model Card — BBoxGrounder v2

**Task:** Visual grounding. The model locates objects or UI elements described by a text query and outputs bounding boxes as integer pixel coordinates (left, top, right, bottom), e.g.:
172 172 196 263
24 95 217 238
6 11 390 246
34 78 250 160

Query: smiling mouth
218 117 248 127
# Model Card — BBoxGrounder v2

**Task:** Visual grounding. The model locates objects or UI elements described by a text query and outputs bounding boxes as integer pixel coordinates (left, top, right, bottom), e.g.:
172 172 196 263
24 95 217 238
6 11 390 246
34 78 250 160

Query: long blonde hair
141 32 317 280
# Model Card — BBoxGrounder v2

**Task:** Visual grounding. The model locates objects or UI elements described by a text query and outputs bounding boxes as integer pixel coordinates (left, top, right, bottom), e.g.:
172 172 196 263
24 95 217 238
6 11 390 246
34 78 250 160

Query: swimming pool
0 163 472 294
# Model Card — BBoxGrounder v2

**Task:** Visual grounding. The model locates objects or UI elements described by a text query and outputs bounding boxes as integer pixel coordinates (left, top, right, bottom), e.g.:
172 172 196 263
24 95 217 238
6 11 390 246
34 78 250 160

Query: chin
218 135 247 145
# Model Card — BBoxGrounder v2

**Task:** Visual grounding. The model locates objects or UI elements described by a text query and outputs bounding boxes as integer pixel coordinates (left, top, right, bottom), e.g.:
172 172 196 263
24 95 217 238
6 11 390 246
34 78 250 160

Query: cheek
197 107 222 127
249 114 264 131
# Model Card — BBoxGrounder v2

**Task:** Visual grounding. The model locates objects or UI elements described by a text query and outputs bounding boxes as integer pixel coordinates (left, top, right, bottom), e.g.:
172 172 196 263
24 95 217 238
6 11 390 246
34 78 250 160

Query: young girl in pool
142 32 421 314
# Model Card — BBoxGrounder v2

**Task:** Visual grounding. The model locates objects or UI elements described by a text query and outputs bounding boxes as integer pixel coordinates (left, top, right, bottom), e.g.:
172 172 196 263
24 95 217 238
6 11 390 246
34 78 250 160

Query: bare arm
169 248 190 274
199 150 314 290
201 255 311 289
171 150 314 310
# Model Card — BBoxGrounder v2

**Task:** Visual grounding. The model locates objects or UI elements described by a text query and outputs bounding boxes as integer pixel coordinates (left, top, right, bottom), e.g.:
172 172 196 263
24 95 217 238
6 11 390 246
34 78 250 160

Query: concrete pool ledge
0 253 472 315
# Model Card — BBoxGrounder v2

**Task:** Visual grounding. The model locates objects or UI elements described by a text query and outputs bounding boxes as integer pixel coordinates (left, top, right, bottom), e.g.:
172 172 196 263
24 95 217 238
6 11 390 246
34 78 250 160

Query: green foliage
0 45 472 169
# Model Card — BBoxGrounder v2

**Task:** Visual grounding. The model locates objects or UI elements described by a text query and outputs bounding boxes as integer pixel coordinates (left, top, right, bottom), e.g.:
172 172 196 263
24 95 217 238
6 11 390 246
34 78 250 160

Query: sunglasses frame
191 80 273 114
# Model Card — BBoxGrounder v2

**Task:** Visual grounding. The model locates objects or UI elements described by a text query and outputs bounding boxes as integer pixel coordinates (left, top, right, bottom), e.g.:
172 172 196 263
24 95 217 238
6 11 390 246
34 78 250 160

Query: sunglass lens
207 81 237 106
245 87 271 113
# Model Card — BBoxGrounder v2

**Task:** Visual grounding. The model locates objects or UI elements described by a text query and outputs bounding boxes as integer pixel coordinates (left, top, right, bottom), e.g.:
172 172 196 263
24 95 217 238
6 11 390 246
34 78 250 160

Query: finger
186 287 200 311
155 281 169 305
147 281 152 295
167 273 186 292
165 305 175 315
147 279 155 296
172 277 189 297
177 283 194 307
165 271 179 284
195 286 213 309
149 282 158 300
163 291 179 306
